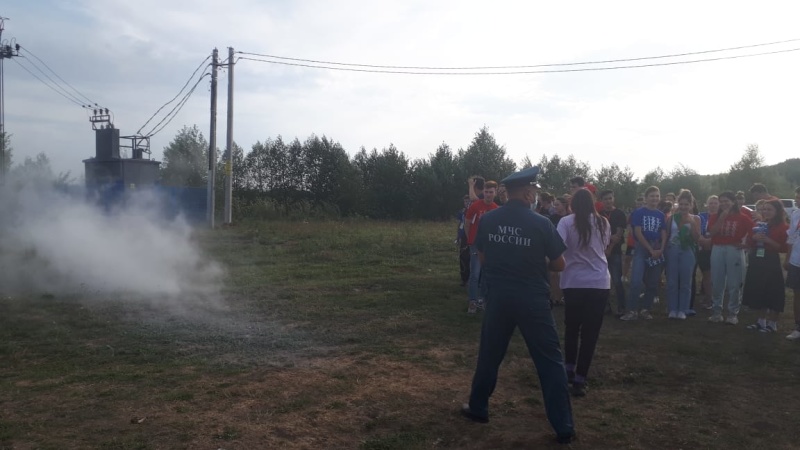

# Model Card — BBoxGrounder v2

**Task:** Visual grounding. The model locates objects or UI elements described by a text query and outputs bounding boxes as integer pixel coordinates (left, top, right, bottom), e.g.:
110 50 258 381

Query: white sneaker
786 330 800 340
708 314 724 323
725 315 739 325
676 311 687 320
620 311 638 321
640 309 653 320
668 311 677 319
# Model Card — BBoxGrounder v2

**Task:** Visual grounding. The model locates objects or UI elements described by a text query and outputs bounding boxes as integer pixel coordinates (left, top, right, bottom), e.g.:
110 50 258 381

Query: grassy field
2 220 800 449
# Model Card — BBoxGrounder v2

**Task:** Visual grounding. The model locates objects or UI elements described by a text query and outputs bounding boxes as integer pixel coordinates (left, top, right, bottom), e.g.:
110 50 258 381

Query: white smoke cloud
0 176 223 307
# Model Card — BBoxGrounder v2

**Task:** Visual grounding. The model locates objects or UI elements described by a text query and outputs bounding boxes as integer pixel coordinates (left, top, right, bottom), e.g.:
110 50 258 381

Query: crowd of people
456 169 800 444
458 177 800 333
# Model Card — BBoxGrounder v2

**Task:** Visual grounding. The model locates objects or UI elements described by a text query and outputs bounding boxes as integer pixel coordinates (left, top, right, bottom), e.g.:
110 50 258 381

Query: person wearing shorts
696 195 719 309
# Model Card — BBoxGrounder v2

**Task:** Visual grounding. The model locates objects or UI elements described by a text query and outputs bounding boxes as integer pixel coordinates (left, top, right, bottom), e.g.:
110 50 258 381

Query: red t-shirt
466 200 498 245
746 222 789 252
708 210 755 246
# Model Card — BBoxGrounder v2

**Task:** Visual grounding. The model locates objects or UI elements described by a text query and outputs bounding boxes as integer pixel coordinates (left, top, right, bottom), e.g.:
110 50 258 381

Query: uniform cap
501 166 542 189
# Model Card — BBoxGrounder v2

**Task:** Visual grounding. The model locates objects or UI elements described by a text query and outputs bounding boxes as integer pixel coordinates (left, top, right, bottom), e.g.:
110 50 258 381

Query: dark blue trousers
468 284 574 436
607 252 626 313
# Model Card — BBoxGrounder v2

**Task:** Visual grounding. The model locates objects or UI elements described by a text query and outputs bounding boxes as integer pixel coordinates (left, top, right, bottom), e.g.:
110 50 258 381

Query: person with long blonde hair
665 190 701 319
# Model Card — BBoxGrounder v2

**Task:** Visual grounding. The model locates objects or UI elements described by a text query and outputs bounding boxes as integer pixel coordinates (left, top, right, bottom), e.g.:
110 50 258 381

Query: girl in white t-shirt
556 188 611 397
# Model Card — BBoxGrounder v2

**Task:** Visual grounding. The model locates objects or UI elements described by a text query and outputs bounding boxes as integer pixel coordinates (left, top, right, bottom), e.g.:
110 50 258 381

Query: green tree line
161 125 520 220
6 128 797 220
159 125 800 220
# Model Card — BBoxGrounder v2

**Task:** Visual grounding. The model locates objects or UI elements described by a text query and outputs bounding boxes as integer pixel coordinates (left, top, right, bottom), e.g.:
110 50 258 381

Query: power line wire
10 57 86 106
18 45 98 106
238 46 800 75
143 72 210 137
15 55 87 106
145 74 208 137
238 37 800 71
136 55 211 135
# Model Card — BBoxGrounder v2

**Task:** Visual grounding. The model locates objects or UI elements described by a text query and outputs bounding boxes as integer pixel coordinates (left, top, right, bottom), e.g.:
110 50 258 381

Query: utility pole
207 48 218 228
223 46 234 225
0 17 21 183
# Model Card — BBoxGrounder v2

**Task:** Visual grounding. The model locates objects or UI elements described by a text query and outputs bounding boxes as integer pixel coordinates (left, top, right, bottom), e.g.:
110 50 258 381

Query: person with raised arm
461 166 575 444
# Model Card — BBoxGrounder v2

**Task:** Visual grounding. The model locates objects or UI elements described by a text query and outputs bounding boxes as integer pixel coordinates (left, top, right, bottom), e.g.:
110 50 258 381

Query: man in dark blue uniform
460 166 575 444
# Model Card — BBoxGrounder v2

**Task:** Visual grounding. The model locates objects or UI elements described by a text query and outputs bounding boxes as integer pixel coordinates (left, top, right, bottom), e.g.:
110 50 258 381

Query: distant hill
770 158 800 188
691 157 800 200
645 157 799 209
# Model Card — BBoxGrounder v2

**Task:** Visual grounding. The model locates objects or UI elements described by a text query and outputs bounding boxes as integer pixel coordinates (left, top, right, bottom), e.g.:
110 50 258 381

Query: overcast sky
3 0 800 181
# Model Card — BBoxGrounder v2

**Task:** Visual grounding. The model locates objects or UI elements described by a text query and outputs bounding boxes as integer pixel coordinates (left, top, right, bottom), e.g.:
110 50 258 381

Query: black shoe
556 432 575 444
460 403 489 423
571 383 587 397
566 370 575 384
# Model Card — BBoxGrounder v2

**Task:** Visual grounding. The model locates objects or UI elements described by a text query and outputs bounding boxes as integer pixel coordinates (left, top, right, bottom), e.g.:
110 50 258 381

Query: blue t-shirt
475 199 566 296
629 206 666 244
456 210 467 239
698 211 709 236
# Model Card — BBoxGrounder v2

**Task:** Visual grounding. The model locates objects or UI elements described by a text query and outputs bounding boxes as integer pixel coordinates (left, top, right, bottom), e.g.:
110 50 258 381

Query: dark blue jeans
627 246 662 312
468 284 574 436
468 245 485 300
607 252 626 313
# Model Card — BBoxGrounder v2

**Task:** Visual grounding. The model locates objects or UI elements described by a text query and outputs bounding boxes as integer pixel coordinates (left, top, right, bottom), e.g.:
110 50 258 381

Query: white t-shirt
557 214 611 289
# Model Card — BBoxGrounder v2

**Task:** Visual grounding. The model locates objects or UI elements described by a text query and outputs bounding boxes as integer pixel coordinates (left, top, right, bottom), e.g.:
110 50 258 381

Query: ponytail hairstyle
572 188 607 248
